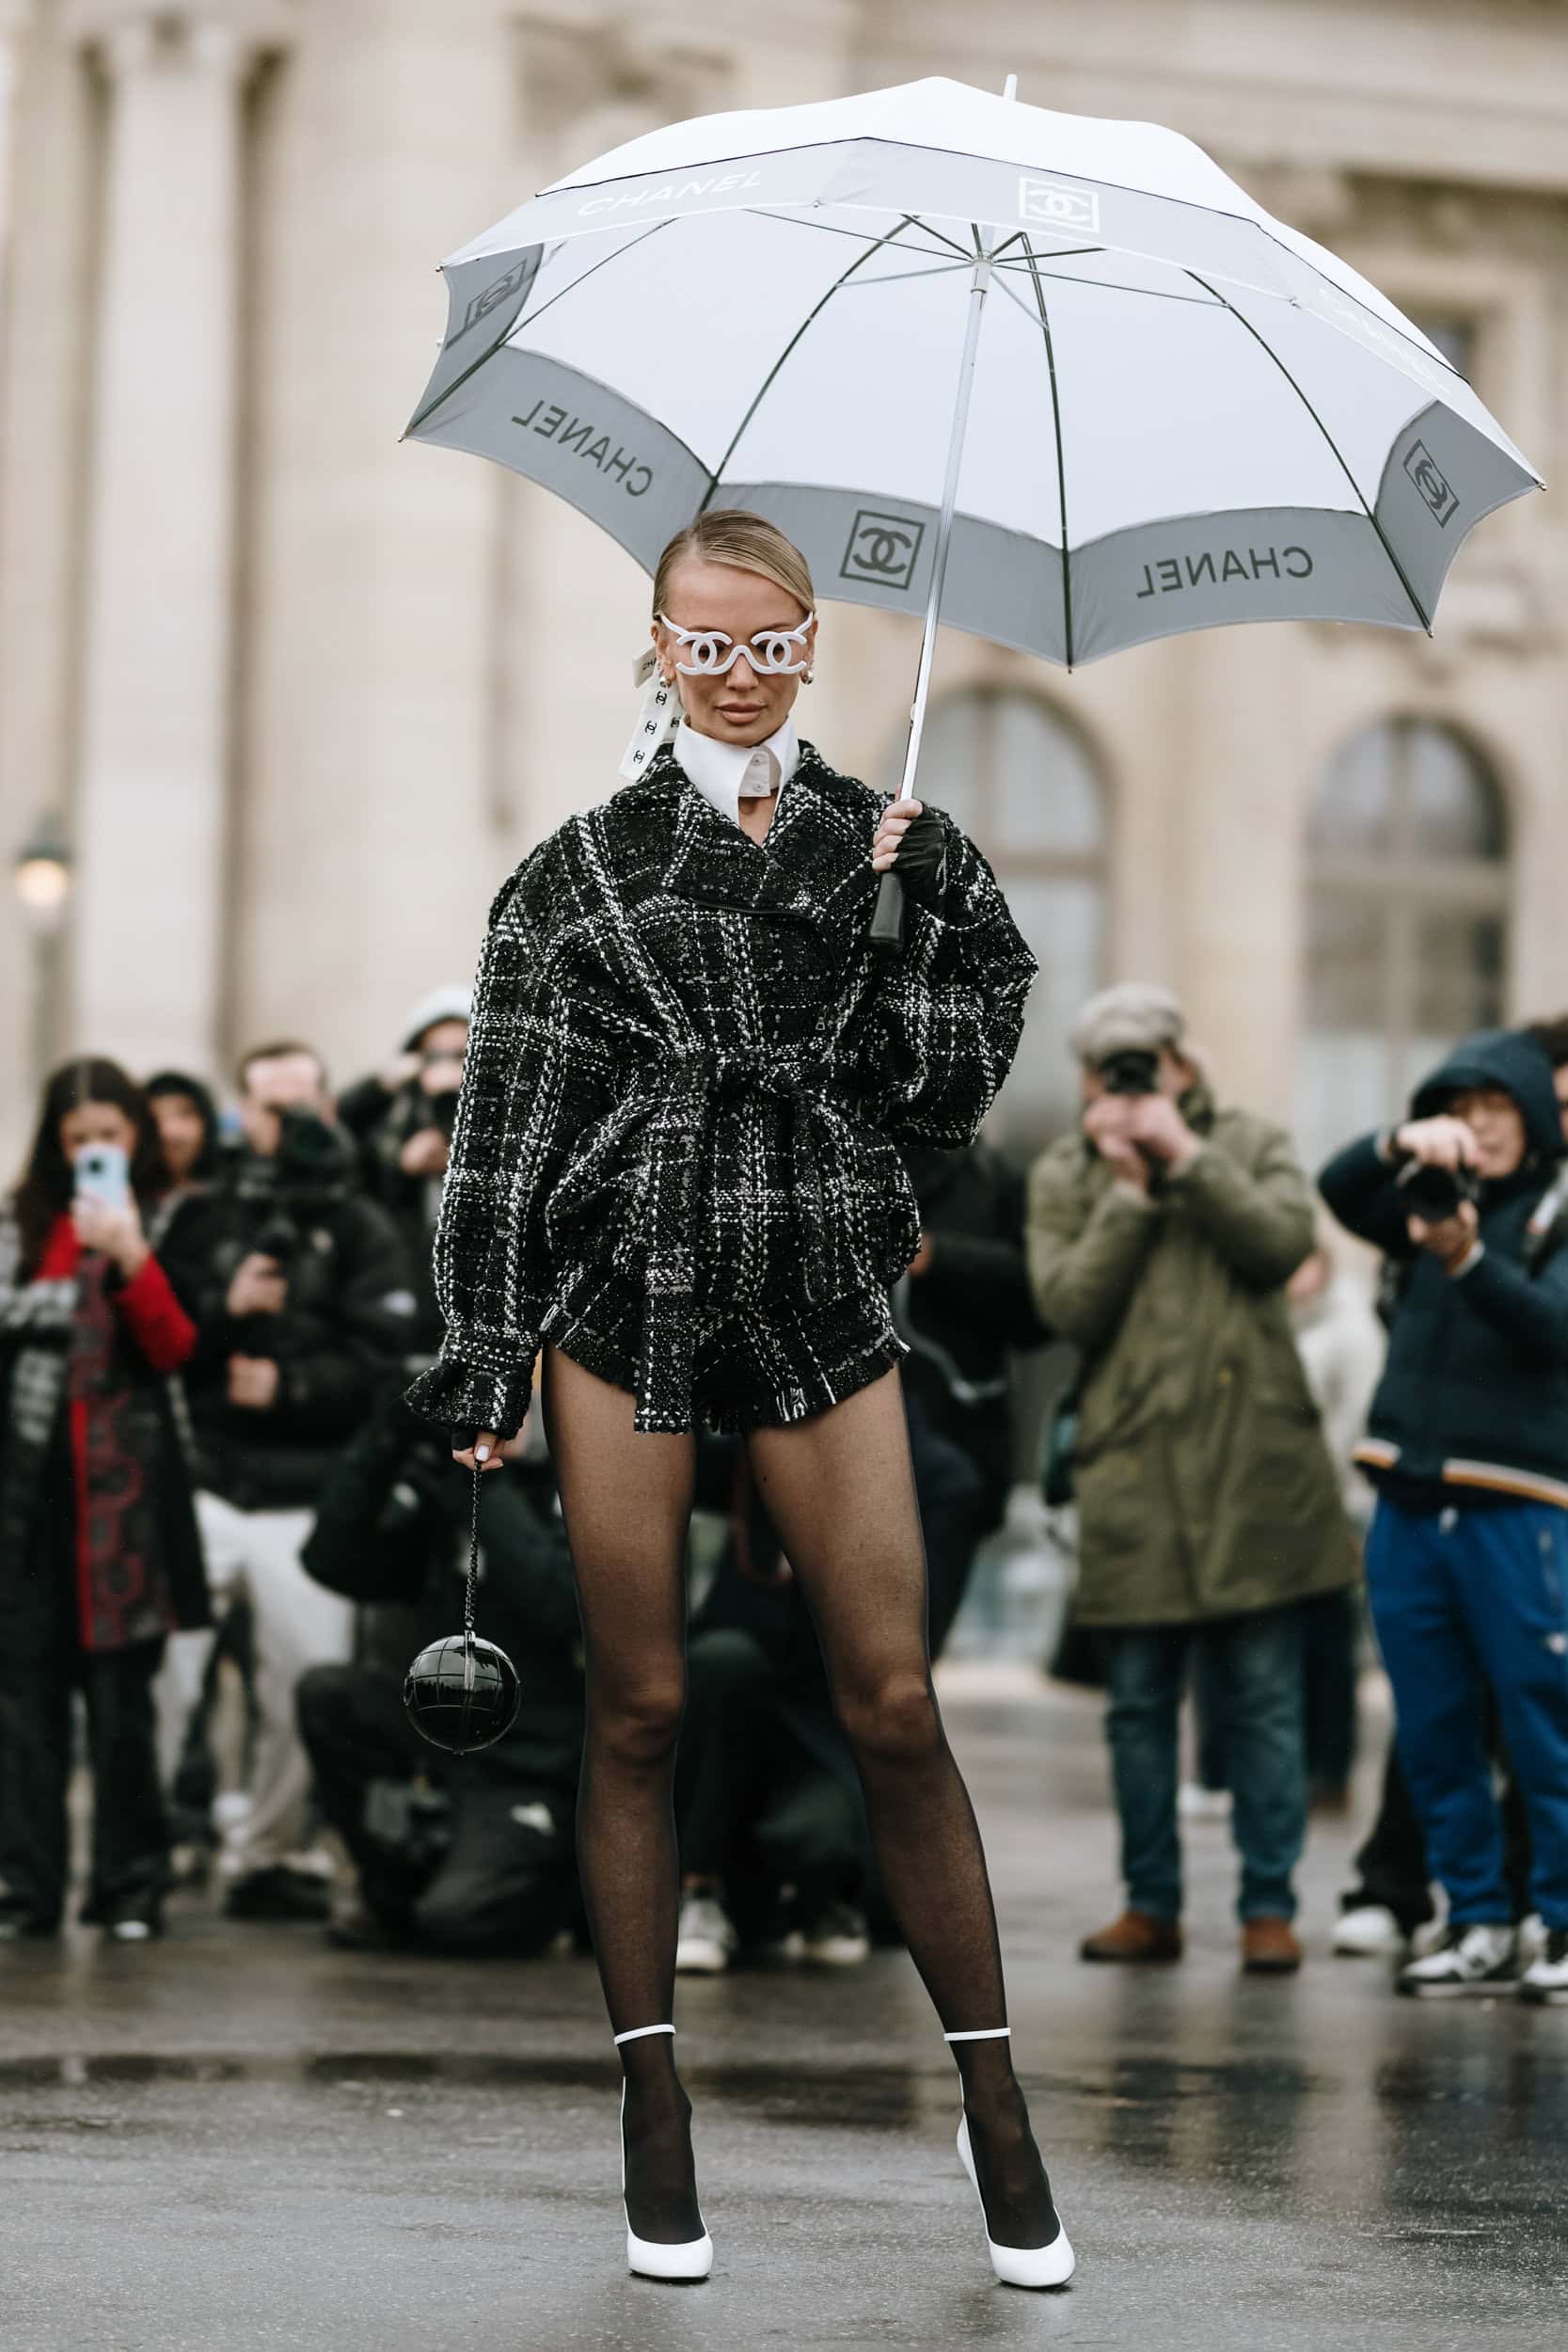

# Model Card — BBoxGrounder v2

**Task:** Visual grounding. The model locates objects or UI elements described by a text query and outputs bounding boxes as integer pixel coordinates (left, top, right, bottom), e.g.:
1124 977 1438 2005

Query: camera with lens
419 1047 464 1144
425 1084 461 1142
252 1106 356 1264
1098 1046 1161 1098
1396 1156 1481 1223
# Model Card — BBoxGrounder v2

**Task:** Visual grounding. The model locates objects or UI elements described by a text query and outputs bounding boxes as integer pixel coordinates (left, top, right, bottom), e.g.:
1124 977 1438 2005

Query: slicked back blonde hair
653 509 815 618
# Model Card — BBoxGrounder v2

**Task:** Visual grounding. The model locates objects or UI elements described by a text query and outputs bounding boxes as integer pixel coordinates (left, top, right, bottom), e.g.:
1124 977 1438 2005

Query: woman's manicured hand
871 796 924 873
451 1419 530 1472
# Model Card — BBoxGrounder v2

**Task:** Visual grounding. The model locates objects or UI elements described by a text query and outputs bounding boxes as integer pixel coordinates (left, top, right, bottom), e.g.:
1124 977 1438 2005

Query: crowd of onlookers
1 977 1565 2009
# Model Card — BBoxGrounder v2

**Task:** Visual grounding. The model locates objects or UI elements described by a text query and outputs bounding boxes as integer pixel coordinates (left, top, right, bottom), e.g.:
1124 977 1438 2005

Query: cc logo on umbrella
1018 179 1101 236
1402 439 1459 527
842 510 926 590
453 252 540 343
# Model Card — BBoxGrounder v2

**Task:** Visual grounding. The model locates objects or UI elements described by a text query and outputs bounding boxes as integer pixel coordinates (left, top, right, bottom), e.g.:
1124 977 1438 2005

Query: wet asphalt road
2 1670 1564 2352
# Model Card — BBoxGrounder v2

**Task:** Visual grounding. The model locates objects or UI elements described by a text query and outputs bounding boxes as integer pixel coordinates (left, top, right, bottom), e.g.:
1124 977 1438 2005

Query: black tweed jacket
406 740 1036 1437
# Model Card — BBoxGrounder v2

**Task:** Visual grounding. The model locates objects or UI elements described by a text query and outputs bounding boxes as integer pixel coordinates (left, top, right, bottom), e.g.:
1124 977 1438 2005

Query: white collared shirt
674 715 800 832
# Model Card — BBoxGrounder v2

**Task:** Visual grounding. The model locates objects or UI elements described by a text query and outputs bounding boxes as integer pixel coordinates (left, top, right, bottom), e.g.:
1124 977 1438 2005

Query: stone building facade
1 0 1565 1170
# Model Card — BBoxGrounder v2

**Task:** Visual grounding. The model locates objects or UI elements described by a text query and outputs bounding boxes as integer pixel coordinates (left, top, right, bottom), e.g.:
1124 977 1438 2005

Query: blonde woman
409 511 1072 2289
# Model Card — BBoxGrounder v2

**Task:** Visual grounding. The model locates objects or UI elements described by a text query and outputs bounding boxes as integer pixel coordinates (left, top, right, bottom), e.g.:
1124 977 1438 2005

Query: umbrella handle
870 868 907 953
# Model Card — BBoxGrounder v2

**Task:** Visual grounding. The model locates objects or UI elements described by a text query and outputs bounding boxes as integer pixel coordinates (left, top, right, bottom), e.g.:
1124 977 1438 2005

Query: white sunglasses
658 612 815 676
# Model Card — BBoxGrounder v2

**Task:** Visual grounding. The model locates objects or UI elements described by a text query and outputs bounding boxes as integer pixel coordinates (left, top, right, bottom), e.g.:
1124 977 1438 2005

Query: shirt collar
674 715 799 831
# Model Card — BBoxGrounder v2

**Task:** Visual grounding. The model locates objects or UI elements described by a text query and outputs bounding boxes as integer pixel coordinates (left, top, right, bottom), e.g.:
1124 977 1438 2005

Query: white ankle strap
613 2023 676 2046
944 2026 1011 2042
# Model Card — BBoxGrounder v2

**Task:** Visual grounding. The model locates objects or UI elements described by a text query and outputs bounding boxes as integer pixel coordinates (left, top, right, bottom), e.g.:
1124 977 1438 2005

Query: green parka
1026 1090 1358 1628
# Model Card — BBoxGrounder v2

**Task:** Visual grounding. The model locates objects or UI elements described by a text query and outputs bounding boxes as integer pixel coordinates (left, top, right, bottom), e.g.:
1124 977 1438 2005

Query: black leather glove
890 805 947 908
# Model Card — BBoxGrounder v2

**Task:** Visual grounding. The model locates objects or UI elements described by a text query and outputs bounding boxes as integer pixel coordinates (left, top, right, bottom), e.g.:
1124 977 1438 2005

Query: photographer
1320 1028 1568 2003
339 990 469 1357
296 1387 582 1956
173 1041 416 1919
1027 984 1356 1975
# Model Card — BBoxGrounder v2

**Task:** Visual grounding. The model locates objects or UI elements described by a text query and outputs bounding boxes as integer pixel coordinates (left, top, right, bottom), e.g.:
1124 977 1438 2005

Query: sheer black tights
751 1373 1057 2251
542 1346 700 2246
543 1346 1055 2252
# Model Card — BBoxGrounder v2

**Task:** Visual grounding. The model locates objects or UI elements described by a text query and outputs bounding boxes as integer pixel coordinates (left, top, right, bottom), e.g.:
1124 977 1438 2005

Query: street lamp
13 811 73 924
12 811 74 1089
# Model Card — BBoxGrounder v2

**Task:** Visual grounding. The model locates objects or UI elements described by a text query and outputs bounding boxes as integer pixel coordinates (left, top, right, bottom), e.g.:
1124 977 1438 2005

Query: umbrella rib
1022 246 1075 672
838 259 979 289
1184 269 1433 632
747 208 964 262
700 215 930 507
512 216 675 338
899 216 976 262
989 270 1047 328
408 218 674 437
998 262 1220 309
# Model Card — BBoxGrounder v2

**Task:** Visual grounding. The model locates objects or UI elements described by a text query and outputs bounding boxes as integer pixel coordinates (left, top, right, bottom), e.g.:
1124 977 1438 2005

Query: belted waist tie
543 1043 894 1431
632 1047 859 1432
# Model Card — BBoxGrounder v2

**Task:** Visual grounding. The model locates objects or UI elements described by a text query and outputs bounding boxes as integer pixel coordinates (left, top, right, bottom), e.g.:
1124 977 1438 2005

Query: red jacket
35 1215 198 1647
37 1217 197 1371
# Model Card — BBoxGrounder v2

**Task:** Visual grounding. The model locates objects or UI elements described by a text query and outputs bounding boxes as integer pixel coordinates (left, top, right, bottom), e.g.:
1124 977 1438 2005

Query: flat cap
1069 981 1187 1066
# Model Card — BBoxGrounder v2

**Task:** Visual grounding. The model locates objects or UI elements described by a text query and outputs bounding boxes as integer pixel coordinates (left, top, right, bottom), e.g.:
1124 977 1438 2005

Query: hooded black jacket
1318 1028 1568 1507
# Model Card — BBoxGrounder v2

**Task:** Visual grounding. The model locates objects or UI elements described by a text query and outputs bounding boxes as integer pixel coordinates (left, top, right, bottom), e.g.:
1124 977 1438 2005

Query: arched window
882 689 1108 1152
1298 718 1509 1174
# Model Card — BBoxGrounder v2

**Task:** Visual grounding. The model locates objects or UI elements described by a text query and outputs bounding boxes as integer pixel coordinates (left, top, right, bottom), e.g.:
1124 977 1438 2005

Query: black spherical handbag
404 1463 522 1755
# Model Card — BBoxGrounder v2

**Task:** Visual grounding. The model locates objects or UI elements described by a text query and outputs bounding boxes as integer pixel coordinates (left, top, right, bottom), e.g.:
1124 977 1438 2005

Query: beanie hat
402 985 472 1053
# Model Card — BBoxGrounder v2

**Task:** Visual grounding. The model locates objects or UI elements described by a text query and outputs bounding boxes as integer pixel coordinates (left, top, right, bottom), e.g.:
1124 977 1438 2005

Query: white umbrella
406 75 1540 931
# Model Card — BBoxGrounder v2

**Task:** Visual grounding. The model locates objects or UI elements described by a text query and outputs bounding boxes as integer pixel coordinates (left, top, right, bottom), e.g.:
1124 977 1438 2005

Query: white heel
614 2025 713 2282
946 2028 1075 2290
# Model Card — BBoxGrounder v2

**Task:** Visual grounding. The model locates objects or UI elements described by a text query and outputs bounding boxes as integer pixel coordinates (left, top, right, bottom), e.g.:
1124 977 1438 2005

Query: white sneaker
1517 1913 1548 1967
1333 1904 1409 1959
1396 1923 1516 1998
797 1901 870 1967
1178 1782 1231 1821
675 1892 737 1975
1517 1927 1568 2006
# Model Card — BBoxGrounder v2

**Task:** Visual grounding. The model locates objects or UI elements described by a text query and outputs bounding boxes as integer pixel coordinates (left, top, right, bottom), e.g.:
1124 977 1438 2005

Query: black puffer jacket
183 1155 417 1510
898 1142 1049 1519
1319 1028 1568 1507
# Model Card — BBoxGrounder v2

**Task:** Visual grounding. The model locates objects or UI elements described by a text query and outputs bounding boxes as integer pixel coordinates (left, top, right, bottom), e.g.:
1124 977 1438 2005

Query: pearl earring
804 665 816 684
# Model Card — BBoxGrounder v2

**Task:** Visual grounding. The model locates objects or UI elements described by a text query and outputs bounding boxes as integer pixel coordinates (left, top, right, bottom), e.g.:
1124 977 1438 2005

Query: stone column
69 4 289 1073
0 3 34 265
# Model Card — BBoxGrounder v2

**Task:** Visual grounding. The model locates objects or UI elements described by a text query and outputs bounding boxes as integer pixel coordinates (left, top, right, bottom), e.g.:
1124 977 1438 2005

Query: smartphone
74 1141 131 1211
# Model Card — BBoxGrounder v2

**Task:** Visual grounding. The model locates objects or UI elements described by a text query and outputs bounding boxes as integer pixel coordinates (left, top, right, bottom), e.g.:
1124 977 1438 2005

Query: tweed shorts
541 1262 909 1435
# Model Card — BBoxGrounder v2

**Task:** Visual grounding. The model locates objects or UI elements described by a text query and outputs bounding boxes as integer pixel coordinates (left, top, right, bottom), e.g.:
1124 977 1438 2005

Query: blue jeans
1100 1607 1307 1922
1366 1498 1568 1931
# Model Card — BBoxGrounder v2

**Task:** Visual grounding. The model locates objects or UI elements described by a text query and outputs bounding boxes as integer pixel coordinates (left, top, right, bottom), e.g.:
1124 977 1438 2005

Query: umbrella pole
870 239 994 949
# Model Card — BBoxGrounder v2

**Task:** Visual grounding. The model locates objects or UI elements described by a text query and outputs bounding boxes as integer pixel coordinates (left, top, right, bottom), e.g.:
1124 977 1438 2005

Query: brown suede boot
1079 1910 1183 1963
1241 1917 1303 1974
